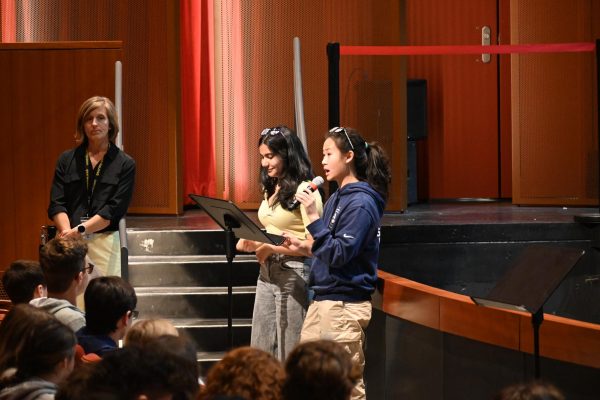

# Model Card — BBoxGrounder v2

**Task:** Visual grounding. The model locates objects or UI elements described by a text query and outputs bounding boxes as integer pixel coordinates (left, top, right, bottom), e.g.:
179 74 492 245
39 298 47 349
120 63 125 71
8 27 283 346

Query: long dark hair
0 304 55 374
13 318 76 382
326 127 391 202
258 126 315 210
0 305 75 387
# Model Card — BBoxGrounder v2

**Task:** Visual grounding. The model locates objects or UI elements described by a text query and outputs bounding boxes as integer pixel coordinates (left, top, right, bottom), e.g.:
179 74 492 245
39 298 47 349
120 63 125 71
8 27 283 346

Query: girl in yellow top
236 126 323 361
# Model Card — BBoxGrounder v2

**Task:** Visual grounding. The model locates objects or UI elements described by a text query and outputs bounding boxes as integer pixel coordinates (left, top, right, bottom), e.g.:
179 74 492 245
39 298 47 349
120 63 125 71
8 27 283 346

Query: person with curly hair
198 346 285 400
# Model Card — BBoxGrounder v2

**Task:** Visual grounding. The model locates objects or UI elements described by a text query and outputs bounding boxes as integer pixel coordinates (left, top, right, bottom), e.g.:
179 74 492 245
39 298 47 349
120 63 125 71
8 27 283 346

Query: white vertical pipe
293 37 307 150
115 60 128 270
115 61 123 150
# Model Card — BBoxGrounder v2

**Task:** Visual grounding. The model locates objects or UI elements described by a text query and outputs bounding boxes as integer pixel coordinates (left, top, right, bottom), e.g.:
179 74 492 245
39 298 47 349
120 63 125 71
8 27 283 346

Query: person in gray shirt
30 237 92 332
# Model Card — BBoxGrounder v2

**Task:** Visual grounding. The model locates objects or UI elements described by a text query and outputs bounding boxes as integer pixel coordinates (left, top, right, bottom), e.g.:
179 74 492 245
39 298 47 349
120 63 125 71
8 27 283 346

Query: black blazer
48 143 136 232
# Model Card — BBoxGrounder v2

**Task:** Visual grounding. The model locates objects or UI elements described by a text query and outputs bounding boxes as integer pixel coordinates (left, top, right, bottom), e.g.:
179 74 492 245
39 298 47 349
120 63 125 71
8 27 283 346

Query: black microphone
289 176 324 210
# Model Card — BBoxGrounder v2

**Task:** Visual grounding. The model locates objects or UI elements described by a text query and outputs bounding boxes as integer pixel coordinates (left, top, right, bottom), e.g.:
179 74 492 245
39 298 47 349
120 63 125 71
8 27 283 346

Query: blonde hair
75 96 119 145
124 319 178 347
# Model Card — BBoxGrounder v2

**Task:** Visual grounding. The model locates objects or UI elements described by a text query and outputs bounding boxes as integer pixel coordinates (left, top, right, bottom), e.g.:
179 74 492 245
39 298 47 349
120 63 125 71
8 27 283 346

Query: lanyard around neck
85 150 105 207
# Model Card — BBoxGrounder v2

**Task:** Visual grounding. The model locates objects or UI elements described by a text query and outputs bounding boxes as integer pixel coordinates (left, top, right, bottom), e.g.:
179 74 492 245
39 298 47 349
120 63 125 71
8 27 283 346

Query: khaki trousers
300 299 372 400
87 231 121 277
76 231 121 309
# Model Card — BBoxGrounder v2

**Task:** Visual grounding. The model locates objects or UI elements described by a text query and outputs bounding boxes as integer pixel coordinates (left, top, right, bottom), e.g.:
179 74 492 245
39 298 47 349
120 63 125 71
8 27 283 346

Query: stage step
126 229 259 366
134 286 255 319
127 230 227 256
128 255 258 287
172 318 252 350
196 351 226 377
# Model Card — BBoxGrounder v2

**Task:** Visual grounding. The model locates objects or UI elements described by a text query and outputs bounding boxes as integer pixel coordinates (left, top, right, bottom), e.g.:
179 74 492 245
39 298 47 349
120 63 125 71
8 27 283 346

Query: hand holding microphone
290 176 324 215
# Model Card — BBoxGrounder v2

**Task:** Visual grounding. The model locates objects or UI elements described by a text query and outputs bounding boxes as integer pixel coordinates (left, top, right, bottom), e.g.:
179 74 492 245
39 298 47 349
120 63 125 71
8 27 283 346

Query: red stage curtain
180 0 216 204
0 0 17 42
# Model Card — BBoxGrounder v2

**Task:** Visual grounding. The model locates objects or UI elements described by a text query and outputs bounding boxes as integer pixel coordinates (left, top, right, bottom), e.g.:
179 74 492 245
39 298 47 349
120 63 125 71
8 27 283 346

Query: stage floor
125 202 599 231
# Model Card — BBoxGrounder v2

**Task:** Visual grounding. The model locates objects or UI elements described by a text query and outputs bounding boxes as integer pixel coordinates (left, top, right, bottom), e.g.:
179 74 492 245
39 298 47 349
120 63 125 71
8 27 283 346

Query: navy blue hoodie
307 181 385 302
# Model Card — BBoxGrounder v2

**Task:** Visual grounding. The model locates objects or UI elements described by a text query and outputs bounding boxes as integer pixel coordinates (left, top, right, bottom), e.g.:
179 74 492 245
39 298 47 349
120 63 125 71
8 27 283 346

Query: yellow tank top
257 181 323 239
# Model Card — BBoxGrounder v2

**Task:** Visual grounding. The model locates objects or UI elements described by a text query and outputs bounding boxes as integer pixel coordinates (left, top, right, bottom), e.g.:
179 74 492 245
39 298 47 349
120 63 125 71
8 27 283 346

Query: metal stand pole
532 307 544 379
224 214 240 350
327 42 340 194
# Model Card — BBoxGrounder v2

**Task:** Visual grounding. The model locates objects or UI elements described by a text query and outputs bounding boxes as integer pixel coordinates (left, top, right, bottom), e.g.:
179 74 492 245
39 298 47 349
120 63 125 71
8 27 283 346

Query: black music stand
188 194 285 349
471 245 584 379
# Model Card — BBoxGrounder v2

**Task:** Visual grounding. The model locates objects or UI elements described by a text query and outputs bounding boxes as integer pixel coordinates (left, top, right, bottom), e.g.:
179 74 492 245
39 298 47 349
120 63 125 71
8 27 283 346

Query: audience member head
54 363 97 400
2 260 47 304
147 334 199 379
199 346 284 400
0 304 55 373
76 96 120 146
495 380 565 400
0 305 75 387
124 318 179 347
84 276 137 339
56 338 199 400
282 340 360 400
11 317 76 385
39 237 89 296
257 125 316 210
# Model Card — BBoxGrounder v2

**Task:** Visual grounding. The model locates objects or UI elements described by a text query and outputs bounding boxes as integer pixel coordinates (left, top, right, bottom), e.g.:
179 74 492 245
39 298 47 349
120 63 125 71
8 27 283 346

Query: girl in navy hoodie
285 127 390 400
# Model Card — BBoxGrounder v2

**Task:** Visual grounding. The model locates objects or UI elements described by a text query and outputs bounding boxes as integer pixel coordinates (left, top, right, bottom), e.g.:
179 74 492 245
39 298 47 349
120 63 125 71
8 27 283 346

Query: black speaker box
407 79 428 140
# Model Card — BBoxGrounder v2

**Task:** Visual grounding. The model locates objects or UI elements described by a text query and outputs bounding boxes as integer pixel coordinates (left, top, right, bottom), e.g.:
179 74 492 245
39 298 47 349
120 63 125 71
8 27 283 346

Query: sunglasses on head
329 126 354 150
260 127 283 137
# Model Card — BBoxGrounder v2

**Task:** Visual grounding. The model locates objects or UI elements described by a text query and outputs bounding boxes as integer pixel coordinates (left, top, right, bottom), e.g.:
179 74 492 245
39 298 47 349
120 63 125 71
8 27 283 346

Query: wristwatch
77 224 86 234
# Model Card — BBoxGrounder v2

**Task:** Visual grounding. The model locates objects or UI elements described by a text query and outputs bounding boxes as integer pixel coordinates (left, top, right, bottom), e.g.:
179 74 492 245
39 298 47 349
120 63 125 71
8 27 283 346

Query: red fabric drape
180 0 216 204
0 0 17 42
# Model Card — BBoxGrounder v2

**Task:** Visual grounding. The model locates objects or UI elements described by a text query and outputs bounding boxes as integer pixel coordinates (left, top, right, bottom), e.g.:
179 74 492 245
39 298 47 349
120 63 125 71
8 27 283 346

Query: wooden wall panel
511 0 598 205
5 0 182 214
499 0 513 198
0 50 16 265
519 313 600 368
440 297 522 350
407 0 501 199
0 42 120 272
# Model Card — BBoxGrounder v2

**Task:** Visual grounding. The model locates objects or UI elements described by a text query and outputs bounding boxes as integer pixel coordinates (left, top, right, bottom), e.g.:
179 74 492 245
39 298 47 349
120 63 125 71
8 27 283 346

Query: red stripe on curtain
1 0 17 42
181 0 216 204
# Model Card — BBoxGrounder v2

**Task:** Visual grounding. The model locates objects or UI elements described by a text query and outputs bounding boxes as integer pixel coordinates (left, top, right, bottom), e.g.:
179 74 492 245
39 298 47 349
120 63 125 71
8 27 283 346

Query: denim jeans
251 254 308 361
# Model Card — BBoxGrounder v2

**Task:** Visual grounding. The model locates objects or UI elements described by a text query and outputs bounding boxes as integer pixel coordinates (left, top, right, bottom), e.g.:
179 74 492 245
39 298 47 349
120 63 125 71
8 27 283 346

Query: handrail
114 60 129 281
